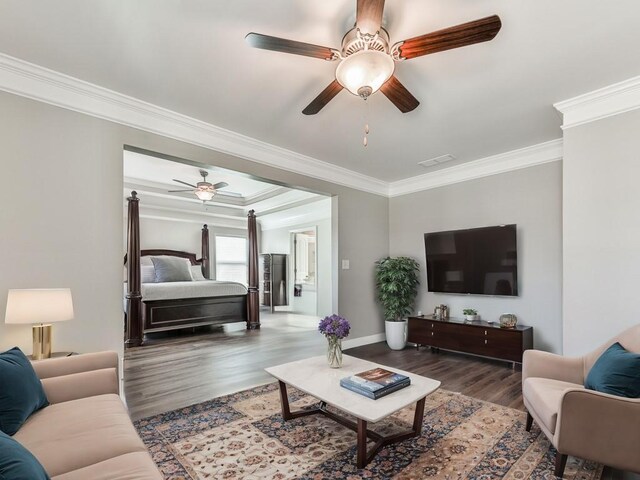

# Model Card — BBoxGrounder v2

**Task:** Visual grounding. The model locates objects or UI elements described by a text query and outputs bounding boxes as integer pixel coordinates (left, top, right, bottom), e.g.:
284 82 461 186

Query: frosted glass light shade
195 190 215 201
335 50 395 96
5 288 74 325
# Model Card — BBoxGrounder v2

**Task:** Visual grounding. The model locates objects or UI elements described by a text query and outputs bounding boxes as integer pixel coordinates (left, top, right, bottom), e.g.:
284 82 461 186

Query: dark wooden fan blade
302 80 344 115
245 33 337 60
168 189 193 192
212 182 228 190
173 179 197 188
356 0 386 35
396 15 502 60
380 76 419 113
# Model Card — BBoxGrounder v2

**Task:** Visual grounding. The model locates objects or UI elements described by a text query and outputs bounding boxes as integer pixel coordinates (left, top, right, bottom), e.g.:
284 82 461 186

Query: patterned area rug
134 382 603 479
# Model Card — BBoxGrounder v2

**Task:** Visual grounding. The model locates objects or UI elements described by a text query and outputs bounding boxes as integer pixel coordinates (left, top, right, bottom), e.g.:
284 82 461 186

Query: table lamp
5 288 74 360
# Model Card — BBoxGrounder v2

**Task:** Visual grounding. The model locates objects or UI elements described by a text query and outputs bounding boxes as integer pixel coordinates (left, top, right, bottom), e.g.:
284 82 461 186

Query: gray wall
563 108 640 356
0 91 389 357
136 216 247 280
389 162 563 353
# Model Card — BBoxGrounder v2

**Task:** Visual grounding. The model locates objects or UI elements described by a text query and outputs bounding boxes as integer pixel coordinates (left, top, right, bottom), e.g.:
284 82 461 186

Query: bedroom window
215 235 247 286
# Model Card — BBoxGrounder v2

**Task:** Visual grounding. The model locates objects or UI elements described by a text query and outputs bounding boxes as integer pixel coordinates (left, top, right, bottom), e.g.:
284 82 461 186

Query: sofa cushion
51 452 162 480
0 430 50 480
585 342 640 398
0 347 49 435
523 377 583 434
14 394 147 477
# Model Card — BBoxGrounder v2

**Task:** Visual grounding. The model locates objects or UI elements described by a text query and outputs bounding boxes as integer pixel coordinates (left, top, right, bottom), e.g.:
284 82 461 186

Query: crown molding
0 53 568 199
138 204 247 229
259 198 331 231
554 75 640 129
0 52 388 196
388 139 563 197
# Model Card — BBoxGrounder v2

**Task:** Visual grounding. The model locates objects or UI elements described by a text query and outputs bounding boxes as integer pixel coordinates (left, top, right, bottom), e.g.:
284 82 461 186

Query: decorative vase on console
318 314 351 368
499 313 518 329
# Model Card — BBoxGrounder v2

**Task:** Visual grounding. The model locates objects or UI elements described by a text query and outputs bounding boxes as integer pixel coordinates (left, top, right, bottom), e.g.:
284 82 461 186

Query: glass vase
327 336 343 368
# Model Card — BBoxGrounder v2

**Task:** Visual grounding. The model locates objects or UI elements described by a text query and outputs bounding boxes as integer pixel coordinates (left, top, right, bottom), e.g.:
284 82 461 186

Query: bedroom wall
136 216 247 280
260 215 332 317
563 108 640 356
0 90 389 357
389 162 563 353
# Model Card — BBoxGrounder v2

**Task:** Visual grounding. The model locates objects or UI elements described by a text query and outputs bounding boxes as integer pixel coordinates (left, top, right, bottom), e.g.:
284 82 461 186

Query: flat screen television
424 224 518 296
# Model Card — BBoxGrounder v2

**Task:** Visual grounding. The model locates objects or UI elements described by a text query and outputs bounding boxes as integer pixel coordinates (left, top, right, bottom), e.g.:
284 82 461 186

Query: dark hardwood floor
124 325 627 478
346 342 524 410
124 316 523 419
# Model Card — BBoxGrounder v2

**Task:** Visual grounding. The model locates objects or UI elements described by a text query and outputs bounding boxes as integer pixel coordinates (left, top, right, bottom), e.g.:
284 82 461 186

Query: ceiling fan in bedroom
168 170 229 202
245 0 502 115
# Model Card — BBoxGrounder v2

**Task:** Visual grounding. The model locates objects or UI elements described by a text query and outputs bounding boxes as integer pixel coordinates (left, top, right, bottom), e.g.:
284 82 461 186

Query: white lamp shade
5 288 74 325
335 50 395 96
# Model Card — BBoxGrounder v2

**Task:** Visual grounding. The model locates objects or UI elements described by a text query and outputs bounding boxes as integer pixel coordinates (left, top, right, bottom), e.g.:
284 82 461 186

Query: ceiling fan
168 170 229 202
245 0 501 115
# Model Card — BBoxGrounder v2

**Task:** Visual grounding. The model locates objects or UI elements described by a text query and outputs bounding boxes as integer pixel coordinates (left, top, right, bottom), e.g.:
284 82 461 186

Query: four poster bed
124 191 260 347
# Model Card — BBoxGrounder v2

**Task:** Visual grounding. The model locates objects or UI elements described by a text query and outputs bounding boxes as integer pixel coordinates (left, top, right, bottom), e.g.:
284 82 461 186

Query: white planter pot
465 314 480 321
385 319 407 350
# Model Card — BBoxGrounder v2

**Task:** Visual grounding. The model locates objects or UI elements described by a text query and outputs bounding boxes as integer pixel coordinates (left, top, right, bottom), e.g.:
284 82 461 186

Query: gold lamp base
32 324 53 360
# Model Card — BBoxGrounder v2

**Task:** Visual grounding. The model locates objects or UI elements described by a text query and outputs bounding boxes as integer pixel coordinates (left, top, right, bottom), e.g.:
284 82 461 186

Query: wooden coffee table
265 354 440 468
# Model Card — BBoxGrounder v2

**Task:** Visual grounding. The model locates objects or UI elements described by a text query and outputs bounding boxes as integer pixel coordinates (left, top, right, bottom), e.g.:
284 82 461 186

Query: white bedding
124 280 247 302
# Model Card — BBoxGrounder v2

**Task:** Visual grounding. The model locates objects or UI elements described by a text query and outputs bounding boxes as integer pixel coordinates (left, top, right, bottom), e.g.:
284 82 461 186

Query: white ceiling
124 150 278 198
124 150 327 223
1 1 640 181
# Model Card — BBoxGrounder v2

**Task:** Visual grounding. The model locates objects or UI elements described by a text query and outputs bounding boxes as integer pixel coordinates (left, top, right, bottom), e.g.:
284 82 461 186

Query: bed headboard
141 249 201 265
123 249 201 266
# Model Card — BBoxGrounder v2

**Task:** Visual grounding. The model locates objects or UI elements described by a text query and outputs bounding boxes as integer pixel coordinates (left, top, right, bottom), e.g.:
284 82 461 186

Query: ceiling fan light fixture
195 189 215 201
335 49 395 97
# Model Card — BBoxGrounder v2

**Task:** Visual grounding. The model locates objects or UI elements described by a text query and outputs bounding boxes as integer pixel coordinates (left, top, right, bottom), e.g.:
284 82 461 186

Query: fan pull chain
363 97 370 147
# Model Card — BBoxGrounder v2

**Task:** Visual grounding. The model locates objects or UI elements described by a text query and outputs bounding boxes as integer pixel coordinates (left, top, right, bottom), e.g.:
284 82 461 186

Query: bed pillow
585 342 640 398
0 347 49 435
141 265 156 283
150 256 192 282
0 430 50 479
190 265 207 281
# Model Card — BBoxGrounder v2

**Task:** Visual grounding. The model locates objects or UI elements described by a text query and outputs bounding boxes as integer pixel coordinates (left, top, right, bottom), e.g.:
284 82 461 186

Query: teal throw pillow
585 342 640 398
0 430 50 479
0 347 49 435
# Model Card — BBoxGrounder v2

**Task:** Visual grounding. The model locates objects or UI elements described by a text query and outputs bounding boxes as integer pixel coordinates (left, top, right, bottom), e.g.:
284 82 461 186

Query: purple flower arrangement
318 314 351 340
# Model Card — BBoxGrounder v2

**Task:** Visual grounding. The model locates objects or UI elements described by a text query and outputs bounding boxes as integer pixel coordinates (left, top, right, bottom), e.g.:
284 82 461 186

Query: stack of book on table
340 367 411 399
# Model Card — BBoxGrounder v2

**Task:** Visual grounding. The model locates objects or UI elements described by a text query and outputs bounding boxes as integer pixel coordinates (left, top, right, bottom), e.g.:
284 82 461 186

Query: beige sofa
522 324 640 477
13 352 162 480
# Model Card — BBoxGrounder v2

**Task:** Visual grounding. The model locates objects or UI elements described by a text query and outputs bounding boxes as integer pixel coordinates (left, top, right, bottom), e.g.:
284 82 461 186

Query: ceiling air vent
418 154 456 168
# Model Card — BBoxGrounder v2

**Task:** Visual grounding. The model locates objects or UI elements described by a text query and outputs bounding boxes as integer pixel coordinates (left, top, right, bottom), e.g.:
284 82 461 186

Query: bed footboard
142 295 248 332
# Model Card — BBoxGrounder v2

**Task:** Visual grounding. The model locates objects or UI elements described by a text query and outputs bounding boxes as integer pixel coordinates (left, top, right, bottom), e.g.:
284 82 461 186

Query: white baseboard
342 333 386 350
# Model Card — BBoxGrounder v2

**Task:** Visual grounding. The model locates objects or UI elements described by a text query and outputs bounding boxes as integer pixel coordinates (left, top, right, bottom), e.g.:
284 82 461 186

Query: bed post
247 209 261 329
125 191 143 348
201 224 211 279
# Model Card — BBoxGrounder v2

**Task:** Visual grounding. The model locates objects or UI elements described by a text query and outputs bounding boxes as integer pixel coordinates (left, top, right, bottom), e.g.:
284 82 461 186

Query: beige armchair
522 324 640 477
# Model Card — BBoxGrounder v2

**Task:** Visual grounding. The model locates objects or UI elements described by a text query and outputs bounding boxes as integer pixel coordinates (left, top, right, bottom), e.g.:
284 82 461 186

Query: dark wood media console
407 315 533 366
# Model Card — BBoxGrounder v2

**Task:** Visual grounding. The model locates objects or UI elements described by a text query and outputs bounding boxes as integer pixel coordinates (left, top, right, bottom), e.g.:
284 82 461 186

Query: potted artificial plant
375 256 420 350
463 309 480 321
